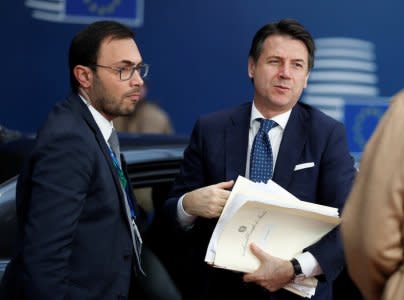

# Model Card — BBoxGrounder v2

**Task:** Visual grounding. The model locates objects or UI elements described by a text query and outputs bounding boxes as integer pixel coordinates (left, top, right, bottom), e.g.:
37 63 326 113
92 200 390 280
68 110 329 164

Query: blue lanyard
108 147 136 219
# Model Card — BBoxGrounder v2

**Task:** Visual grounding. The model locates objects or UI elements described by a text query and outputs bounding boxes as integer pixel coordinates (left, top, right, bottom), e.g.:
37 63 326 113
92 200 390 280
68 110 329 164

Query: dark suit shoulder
196 102 251 130
296 101 344 130
31 96 99 163
36 97 97 145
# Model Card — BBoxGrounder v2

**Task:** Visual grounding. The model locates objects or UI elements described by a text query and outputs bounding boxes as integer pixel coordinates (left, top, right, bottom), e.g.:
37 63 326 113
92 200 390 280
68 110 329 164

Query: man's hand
243 243 295 292
182 180 234 218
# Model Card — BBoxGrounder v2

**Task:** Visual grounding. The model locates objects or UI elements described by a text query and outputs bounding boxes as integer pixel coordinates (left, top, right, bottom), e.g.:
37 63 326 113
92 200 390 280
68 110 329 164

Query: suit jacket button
117 296 126 300
123 254 130 261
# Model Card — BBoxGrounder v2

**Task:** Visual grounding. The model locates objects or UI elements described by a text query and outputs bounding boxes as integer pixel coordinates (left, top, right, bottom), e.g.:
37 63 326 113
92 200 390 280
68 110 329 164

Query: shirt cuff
295 252 323 277
176 194 197 228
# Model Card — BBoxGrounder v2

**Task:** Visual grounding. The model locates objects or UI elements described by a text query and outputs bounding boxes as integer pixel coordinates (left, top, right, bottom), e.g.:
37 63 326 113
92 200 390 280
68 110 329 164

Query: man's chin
120 104 137 116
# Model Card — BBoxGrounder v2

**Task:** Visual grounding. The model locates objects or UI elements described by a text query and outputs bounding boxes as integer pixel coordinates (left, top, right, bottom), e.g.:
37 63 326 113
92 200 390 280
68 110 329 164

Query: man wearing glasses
0 21 148 300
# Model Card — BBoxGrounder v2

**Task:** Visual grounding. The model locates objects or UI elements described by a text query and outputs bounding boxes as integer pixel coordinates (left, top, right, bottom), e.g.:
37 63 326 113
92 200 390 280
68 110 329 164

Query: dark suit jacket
166 101 356 300
0 94 140 300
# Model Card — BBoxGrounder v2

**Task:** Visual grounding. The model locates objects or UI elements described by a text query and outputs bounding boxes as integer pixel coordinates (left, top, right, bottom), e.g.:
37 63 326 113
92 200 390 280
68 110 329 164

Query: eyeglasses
92 63 149 81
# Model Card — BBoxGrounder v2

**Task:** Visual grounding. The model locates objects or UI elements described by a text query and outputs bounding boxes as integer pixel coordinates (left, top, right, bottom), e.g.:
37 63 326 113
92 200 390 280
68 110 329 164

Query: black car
0 133 188 300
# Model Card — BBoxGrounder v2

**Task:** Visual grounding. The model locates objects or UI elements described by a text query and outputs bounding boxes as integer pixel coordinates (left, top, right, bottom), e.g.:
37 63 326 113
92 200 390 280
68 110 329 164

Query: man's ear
74 65 92 89
248 57 255 79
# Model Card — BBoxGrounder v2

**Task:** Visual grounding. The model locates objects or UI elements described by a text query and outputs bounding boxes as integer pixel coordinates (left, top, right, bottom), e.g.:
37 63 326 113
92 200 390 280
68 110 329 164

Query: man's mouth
125 89 141 100
274 84 290 91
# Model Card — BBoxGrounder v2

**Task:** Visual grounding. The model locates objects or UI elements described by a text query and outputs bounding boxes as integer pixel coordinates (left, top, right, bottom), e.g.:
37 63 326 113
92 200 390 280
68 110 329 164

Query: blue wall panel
1 0 402 154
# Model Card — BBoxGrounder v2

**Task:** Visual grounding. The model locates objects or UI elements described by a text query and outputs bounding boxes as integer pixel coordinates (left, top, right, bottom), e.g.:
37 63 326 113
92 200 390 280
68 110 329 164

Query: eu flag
343 96 389 156
25 0 143 27
67 0 136 18
65 0 143 26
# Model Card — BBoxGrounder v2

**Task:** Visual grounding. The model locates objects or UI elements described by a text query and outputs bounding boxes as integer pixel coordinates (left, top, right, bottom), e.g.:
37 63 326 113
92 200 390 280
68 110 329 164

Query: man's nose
130 70 144 86
279 63 291 78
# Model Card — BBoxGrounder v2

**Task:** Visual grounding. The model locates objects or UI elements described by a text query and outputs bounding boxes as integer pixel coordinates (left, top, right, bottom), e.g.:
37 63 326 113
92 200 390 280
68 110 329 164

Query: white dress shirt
79 95 114 146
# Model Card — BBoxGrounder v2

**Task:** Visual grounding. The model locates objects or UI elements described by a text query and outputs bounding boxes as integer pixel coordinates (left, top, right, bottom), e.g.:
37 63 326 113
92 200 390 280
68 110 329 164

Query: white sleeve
295 251 323 277
176 194 197 228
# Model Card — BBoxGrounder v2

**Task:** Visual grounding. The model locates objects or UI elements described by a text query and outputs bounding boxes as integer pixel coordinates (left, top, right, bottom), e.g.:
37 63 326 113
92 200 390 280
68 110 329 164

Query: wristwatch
290 258 305 278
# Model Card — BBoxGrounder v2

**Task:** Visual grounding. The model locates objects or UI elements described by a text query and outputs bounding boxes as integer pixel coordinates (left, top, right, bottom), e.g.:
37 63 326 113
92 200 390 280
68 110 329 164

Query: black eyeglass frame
92 63 149 81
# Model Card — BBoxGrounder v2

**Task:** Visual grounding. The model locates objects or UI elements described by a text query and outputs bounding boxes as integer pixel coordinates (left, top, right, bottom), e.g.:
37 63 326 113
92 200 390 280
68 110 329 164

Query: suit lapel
273 103 309 188
68 95 127 212
225 103 251 180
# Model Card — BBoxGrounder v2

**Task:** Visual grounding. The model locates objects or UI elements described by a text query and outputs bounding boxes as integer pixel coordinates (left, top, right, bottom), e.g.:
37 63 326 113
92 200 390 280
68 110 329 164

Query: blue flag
343 96 389 155
25 0 144 27
66 0 137 20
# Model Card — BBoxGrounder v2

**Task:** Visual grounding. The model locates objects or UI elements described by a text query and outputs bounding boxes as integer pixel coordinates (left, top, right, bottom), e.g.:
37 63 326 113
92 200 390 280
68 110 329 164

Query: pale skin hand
243 243 295 292
182 180 234 218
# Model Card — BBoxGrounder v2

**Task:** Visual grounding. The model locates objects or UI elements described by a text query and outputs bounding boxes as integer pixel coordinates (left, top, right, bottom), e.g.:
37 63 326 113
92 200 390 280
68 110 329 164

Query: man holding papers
166 19 356 299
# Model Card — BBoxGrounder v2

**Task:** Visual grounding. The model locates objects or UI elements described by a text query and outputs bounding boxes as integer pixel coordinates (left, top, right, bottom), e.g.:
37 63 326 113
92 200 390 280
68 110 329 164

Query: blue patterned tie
250 119 278 183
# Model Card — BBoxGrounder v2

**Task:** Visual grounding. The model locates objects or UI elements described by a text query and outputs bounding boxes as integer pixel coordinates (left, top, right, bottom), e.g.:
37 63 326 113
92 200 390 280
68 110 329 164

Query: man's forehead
261 35 308 60
98 37 141 63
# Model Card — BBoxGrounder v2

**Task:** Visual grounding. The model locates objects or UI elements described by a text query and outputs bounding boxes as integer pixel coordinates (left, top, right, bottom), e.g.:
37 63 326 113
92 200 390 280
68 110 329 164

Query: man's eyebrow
117 59 143 66
267 56 306 62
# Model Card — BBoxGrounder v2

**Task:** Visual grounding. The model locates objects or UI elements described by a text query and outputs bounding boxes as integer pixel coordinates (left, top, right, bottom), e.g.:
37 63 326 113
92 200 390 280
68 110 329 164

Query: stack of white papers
205 176 340 298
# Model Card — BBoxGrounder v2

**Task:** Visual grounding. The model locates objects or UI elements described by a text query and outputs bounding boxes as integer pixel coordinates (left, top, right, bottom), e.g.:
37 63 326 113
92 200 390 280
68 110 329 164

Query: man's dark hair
69 20 135 93
248 19 315 71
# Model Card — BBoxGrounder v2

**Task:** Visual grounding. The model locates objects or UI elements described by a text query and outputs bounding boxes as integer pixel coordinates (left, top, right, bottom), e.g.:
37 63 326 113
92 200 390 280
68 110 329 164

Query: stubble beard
91 78 137 120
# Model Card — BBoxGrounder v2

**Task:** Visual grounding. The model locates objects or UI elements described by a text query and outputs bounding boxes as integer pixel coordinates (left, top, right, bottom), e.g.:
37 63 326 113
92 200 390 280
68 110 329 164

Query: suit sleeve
20 131 94 300
165 119 206 225
342 91 404 300
305 121 356 282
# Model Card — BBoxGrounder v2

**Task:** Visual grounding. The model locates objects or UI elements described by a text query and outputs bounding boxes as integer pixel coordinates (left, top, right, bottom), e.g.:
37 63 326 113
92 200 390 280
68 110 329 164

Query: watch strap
290 258 304 277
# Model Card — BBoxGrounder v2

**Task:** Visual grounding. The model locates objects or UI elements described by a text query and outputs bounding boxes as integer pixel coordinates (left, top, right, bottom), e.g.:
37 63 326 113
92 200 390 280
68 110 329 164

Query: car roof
0 133 188 184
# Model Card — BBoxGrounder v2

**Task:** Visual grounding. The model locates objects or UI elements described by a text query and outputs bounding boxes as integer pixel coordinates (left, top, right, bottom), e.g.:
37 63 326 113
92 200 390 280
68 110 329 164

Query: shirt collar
79 94 114 143
250 101 292 130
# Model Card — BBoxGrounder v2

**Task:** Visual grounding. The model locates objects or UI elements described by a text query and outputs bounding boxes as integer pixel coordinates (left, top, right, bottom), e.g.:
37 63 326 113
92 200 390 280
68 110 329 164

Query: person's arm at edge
342 90 404 300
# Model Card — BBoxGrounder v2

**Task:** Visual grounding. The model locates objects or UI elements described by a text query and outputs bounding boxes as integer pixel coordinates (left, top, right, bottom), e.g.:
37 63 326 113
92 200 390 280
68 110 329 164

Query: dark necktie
108 129 144 274
108 128 121 167
249 119 278 183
